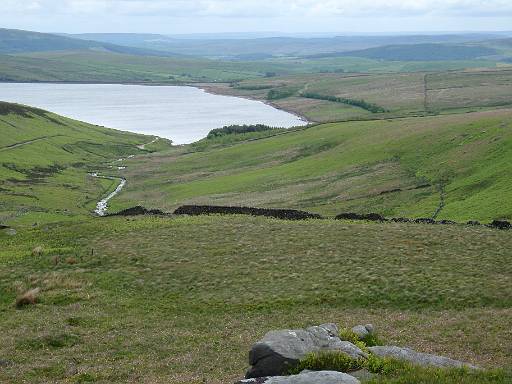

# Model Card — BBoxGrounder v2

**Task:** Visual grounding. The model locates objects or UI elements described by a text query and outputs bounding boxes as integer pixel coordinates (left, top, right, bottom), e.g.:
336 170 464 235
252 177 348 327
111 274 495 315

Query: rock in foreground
237 370 360 384
246 323 366 379
368 346 478 369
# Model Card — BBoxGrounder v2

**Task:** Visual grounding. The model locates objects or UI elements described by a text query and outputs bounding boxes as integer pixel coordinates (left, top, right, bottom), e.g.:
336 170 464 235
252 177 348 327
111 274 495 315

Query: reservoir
0 83 306 144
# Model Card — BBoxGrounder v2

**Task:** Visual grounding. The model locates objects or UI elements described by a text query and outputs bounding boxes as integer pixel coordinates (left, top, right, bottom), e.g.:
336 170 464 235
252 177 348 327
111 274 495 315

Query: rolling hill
0 50 287 83
0 29 507 84
0 28 180 57
69 32 505 59
310 43 499 61
116 108 512 223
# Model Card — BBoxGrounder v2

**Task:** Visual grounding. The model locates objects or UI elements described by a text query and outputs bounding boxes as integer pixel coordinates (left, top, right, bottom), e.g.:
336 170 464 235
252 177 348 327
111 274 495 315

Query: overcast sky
2 0 512 35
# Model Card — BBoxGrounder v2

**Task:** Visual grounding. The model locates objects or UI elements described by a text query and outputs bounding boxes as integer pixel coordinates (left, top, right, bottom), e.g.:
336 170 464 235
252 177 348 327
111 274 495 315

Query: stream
90 173 127 216
90 154 134 216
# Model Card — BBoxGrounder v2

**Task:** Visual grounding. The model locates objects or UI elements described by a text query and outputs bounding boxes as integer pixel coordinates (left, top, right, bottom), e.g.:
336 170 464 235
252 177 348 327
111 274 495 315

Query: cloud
1 0 511 34
4 0 512 18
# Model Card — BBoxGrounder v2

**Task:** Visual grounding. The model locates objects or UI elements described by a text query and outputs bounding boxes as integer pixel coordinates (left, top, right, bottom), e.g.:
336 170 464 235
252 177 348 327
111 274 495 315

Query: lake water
0 83 306 144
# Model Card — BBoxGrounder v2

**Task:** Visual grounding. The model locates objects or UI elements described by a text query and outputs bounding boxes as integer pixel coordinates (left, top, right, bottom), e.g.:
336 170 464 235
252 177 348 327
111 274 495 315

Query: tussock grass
15 287 40 308
288 351 366 374
0 216 510 382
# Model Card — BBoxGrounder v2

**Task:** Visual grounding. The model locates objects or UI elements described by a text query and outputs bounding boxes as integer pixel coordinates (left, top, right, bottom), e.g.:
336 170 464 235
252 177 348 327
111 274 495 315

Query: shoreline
0 80 312 125
194 82 313 124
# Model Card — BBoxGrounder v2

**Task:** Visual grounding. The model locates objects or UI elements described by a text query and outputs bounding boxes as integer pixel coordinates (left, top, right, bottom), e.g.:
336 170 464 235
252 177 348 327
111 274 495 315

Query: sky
2 0 512 35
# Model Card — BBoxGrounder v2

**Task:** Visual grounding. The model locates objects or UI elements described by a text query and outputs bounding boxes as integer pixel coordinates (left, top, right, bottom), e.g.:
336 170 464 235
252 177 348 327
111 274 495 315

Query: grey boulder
0 359 12 367
236 370 360 384
3 228 16 236
348 368 376 381
246 323 367 379
349 324 375 340
368 346 478 369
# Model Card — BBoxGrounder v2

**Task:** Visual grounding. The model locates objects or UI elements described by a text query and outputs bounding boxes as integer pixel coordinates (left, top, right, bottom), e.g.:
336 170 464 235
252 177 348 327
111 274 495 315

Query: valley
0 25 511 384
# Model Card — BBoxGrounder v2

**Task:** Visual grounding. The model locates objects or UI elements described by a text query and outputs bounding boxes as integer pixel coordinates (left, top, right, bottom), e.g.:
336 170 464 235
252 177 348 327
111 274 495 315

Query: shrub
65 257 78 265
267 87 299 100
366 355 409 375
287 351 366 375
32 246 44 256
339 328 384 348
19 333 80 350
361 332 384 347
234 84 274 91
301 92 388 113
15 288 40 308
207 124 276 139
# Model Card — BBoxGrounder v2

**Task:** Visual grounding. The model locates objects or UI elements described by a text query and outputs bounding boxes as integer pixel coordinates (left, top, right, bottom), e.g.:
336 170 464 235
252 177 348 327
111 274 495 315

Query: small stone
364 324 374 334
4 228 16 236
66 365 78 376
489 220 511 230
349 369 376 381
351 325 369 339
0 359 13 367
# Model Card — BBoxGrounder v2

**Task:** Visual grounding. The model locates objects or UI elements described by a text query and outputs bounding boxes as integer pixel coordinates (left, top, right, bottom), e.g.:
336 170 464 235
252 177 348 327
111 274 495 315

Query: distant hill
68 33 503 59
311 43 498 61
483 38 512 48
0 28 181 57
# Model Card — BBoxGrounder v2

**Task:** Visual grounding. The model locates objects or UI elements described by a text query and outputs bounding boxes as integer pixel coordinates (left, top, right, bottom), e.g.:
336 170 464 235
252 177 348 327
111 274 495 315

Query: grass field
0 102 170 225
206 69 512 122
0 48 505 85
114 108 512 223
0 83 511 383
0 215 510 383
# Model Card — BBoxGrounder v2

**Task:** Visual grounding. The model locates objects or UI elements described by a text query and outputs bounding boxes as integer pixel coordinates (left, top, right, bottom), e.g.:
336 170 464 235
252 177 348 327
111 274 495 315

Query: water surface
0 83 306 144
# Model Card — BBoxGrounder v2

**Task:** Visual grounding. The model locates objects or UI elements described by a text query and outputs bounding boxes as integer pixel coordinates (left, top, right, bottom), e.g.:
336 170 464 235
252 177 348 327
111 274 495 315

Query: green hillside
0 102 170 224
0 50 294 83
323 43 498 61
116 108 512 223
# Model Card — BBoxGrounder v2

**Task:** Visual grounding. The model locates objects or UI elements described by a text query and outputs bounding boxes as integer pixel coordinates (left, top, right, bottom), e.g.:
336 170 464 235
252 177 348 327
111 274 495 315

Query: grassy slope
335 43 498 61
0 215 510 383
206 69 512 122
0 102 169 225
0 79 510 384
117 109 512 222
0 51 285 83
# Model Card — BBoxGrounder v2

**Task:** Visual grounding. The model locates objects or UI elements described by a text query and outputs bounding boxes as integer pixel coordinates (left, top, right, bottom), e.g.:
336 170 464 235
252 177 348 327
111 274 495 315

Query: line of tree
207 124 276 139
267 87 299 100
301 92 388 113
234 84 274 91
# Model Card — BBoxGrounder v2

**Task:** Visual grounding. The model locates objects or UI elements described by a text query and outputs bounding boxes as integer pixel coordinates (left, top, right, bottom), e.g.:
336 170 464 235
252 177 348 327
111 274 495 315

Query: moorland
0 28 511 383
